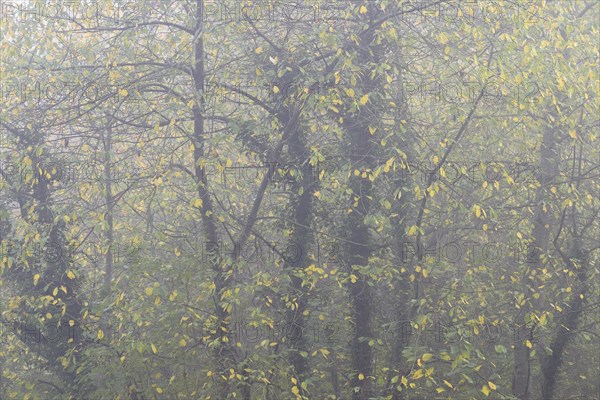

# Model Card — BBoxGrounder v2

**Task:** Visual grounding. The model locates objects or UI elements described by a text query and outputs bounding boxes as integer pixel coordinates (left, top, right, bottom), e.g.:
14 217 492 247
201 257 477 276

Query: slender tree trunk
385 63 417 399
540 246 587 400
102 124 114 297
540 144 590 400
343 82 377 400
190 1 240 398
512 123 558 399
340 20 386 400
284 118 315 393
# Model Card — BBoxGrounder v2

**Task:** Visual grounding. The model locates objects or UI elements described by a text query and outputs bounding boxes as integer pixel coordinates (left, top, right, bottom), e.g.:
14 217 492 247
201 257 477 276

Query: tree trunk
8 143 89 397
512 123 558 399
284 116 315 392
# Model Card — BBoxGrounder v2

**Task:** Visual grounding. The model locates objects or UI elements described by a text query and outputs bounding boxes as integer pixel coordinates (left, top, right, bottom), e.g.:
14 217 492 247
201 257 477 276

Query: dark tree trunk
284 117 315 391
342 40 379 400
513 123 558 399
5 141 89 397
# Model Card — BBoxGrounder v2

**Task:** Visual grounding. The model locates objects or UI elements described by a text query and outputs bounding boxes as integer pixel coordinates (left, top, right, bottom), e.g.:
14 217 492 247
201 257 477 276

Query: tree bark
512 123 558 399
342 27 381 399
284 115 315 392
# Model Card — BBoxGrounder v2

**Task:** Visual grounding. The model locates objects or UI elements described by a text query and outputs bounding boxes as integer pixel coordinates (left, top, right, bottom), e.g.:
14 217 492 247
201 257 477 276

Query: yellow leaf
359 5 367 14
118 88 128 97
156 387 163 394
194 198 203 208
433 155 439 164
255 47 263 54
273 85 280 94
98 329 104 340
145 287 154 296
569 130 577 139
179 338 187 347
444 380 453 388
33 274 40 286
438 32 448 44
67 271 75 280
525 340 533 349
359 94 369 105
408 226 417 236
151 344 158 354
401 376 408 386
358 373 365 381
488 381 497 390
422 353 433 362
483 224 488 231
345 88 355 97
350 274 358 284
482 385 490 396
